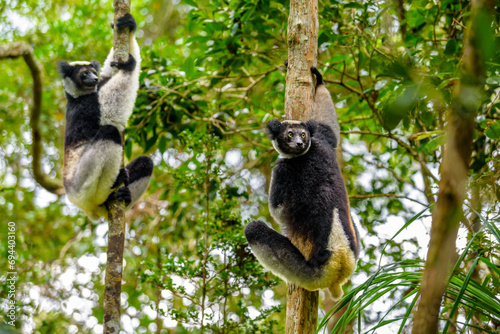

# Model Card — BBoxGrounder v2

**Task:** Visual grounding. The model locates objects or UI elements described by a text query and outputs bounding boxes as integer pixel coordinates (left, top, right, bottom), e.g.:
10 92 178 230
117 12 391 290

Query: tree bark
103 1 132 332
0 42 65 195
284 0 319 333
412 0 495 333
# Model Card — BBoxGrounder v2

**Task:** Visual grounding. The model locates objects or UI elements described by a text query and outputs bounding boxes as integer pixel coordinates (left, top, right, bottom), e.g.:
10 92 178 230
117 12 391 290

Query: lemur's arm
98 14 141 132
310 67 340 146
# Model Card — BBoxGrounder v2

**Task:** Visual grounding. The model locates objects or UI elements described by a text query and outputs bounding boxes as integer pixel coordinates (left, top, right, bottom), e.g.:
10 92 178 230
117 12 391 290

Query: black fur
111 54 136 72
265 119 282 140
57 61 74 78
64 92 102 150
105 186 132 208
115 13 137 32
268 122 359 259
112 168 129 189
127 155 154 183
311 66 324 86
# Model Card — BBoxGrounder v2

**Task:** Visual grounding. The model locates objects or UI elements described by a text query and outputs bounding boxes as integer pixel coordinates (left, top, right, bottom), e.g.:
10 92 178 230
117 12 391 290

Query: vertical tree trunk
103 1 131 332
412 0 494 332
284 0 319 333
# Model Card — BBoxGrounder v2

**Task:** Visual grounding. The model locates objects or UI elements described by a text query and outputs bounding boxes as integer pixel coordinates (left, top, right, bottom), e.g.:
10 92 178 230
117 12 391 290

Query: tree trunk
103 1 131 332
412 0 495 332
284 0 319 333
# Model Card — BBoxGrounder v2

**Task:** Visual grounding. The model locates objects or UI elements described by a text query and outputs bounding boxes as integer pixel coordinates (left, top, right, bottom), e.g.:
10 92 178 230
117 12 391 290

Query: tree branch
412 0 495 332
0 42 64 195
104 1 132 332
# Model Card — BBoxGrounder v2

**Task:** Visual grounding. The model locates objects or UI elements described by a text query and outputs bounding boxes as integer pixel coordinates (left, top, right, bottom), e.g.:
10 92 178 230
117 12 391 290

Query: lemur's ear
305 120 318 136
266 119 282 140
57 60 73 78
91 60 100 73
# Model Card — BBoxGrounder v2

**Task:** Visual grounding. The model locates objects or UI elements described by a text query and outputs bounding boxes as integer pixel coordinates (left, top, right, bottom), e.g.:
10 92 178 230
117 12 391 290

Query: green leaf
182 57 195 79
182 0 198 7
419 134 447 153
343 3 364 10
124 138 132 160
444 39 457 56
485 121 500 140
158 136 168 154
382 85 417 130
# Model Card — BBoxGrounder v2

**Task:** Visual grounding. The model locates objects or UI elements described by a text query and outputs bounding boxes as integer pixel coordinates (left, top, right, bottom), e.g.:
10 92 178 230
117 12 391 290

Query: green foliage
140 130 282 332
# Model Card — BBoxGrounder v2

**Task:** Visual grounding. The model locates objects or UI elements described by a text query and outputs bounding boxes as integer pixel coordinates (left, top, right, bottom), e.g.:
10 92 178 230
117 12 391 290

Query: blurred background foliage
0 0 500 333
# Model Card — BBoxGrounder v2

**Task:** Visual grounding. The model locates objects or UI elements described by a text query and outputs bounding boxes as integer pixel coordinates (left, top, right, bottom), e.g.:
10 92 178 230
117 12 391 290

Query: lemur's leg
124 155 153 208
68 125 123 210
310 67 340 145
103 156 153 213
245 220 323 286
98 14 141 132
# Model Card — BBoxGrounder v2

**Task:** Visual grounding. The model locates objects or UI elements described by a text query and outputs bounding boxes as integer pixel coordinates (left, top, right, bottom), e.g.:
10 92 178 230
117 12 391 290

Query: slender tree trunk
284 0 319 333
412 0 495 332
103 1 131 332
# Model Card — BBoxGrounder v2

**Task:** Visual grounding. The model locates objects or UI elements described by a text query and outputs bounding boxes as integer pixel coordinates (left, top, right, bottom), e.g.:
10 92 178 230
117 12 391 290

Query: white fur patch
65 141 122 220
69 61 91 66
127 176 150 208
98 37 141 132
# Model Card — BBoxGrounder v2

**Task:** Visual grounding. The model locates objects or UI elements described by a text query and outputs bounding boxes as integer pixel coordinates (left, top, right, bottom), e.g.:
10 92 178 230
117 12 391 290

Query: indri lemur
244 67 359 299
57 14 153 220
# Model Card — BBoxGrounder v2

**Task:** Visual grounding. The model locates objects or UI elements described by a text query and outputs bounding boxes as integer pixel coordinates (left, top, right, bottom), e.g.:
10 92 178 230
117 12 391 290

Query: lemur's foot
110 54 136 72
116 13 137 32
310 67 324 85
111 168 130 189
105 186 132 208
244 220 270 244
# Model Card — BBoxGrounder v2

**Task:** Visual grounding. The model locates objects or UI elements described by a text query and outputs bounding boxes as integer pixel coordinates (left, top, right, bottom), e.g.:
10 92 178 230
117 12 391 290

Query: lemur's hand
115 13 137 32
110 54 136 72
105 187 132 208
310 67 324 86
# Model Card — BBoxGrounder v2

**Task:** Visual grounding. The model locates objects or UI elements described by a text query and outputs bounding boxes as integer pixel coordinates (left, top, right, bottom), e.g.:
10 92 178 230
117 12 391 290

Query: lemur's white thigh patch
320 208 356 296
127 177 150 208
66 141 122 213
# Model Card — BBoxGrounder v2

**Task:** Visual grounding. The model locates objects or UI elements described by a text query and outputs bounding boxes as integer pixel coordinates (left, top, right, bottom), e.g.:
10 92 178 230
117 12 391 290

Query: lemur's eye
82 72 87 77
301 133 306 138
288 132 293 138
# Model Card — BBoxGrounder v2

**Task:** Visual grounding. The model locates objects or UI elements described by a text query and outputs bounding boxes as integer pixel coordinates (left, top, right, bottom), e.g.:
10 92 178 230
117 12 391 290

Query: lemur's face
266 120 317 158
76 66 99 89
57 60 100 97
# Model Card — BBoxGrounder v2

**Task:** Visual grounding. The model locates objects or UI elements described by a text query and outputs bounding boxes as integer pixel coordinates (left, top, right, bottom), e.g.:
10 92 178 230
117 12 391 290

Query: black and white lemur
57 14 153 220
244 67 360 299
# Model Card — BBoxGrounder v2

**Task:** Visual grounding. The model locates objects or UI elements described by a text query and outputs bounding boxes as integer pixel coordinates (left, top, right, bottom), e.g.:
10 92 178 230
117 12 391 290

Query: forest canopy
1 0 500 333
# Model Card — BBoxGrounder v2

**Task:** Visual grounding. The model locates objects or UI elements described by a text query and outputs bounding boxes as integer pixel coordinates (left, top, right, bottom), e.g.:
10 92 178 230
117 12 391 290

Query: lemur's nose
297 142 303 147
